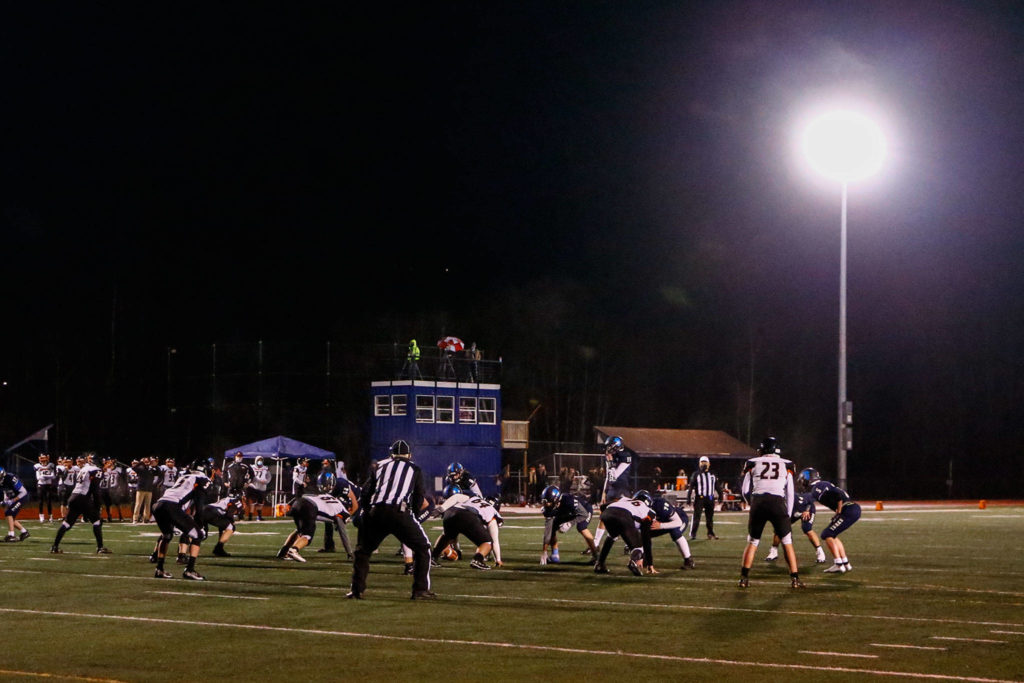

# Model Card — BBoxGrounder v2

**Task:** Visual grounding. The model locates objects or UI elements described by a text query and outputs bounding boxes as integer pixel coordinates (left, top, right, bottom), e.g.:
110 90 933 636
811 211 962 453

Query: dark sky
3 2 1024 494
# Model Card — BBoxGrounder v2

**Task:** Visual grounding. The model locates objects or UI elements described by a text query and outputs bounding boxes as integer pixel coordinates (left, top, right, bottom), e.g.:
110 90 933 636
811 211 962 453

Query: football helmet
317 471 337 493
798 468 821 490
759 437 780 455
442 484 462 499
390 440 411 459
540 484 562 508
446 462 464 479
188 459 207 473
634 489 653 506
0 466 5 480
604 435 624 454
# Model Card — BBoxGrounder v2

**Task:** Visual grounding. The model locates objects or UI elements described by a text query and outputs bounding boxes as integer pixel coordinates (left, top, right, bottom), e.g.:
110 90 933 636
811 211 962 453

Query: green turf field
1 504 1021 682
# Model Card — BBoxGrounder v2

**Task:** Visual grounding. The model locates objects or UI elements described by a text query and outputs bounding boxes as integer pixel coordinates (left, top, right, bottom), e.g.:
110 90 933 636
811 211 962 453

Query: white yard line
146 590 268 600
0 667 124 682
931 637 1007 644
871 644 948 651
0 607 1018 683
799 650 879 658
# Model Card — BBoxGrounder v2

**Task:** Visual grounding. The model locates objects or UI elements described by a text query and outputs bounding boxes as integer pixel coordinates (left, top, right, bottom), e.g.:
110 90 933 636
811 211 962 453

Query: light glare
802 110 887 182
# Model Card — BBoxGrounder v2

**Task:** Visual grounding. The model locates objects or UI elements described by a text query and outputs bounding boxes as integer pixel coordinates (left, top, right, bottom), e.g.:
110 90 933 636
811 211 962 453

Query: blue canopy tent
224 436 336 506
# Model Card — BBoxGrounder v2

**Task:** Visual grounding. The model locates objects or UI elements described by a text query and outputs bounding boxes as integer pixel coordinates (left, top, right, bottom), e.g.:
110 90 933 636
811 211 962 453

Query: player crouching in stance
645 494 695 573
593 491 659 576
799 468 861 573
276 472 357 563
176 493 244 560
151 460 212 580
539 484 598 565
431 495 503 570
738 437 804 588
1 466 31 542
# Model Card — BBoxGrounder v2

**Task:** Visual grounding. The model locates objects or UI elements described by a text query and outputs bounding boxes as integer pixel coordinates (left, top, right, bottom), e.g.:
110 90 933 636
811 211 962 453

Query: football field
1 503 1022 682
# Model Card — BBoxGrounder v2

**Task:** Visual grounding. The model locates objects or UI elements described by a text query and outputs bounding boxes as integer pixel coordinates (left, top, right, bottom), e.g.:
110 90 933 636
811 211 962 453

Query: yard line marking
990 630 1024 636
931 637 1007 644
0 668 125 682
871 644 948 651
146 591 269 600
799 650 878 659
2 567 1022 630
0 607 1018 683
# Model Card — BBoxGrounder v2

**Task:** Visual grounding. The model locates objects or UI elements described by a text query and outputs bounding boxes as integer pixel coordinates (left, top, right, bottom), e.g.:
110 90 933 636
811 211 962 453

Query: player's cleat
707 533 719 540
212 547 231 557
843 562 853 572
410 590 437 600
791 577 806 589
286 547 306 563
823 563 847 573
764 553 778 562
580 547 593 555
175 553 187 565
154 569 173 579
738 577 749 588
96 547 112 554
345 591 363 600
19 530 30 541
183 569 206 581
594 564 610 574
470 559 491 570
3 535 15 543
627 560 643 576
683 557 696 570
50 546 63 554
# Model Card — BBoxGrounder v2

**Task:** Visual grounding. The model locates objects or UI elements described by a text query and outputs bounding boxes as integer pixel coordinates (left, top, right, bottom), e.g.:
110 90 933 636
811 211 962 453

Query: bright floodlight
802 110 887 182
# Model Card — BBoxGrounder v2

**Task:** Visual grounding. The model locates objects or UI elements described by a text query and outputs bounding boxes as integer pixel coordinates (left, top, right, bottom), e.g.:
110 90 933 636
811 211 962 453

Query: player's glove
540 550 548 565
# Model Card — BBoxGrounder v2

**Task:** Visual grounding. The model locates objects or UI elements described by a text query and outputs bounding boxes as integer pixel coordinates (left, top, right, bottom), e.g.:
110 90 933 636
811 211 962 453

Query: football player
539 484 598 565
157 458 178 501
644 493 695 573
151 460 213 580
1 466 31 542
764 491 827 564
99 457 125 522
445 462 483 497
593 491 659 576
245 456 272 521
592 435 636 549
186 492 244 558
799 468 861 573
50 458 110 554
431 495 502 570
34 454 57 522
738 437 803 589
291 457 309 496
316 468 360 558
276 476 356 564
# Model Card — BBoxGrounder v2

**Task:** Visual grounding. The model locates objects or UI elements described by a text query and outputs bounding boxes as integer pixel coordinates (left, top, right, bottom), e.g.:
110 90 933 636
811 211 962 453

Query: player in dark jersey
592 435 636 550
277 474 357 563
431 496 503 570
1 467 31 542
175 493 244 560
539 484 598 565
151 461 213 580
643 494 695 573
763 492 827 564
799 468 861 573
50 461 109 554
99 457 125 522
445 462 483 497
317 468 360 558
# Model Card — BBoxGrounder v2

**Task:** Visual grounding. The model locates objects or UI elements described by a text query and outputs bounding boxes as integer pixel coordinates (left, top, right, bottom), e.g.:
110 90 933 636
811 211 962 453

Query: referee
348 440 434 600
687 456 719 540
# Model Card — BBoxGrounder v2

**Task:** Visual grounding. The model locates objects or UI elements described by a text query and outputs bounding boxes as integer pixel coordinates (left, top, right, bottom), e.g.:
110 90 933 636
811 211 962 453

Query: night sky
3 2 1023 496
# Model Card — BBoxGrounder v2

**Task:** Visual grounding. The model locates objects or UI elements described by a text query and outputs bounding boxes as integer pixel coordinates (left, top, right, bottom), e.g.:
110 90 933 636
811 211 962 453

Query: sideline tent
224 436 336 506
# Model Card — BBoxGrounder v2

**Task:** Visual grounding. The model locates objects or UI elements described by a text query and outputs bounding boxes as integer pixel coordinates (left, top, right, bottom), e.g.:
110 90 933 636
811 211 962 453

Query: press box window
437 396 454 424
459 397 477 424
374 395 390 416
479 397 496 424
392 394 407 416
416 395 435 423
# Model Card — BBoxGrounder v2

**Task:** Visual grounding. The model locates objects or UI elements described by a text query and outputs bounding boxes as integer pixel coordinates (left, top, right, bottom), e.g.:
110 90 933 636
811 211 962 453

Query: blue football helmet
0 466 5 480
540 484 561 508
604 435 624 454
798 468 821 490
446 462 464 479
442 484 462 498
317 471 337 493
633 489 653 506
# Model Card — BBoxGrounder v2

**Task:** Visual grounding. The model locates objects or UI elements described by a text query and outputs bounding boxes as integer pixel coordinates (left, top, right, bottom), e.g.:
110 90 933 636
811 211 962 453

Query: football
442 545 459 561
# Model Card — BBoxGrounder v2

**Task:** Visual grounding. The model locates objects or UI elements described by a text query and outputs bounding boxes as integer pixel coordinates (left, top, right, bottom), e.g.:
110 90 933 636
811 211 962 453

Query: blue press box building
370 380 502 496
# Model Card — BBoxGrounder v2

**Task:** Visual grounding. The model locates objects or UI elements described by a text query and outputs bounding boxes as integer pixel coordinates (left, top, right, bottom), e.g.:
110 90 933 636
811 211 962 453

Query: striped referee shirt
689 470 717 501
365 457 424 511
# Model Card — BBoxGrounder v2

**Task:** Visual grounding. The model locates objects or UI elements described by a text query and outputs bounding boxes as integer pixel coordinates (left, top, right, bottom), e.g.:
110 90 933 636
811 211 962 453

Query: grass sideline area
1 503 1022 682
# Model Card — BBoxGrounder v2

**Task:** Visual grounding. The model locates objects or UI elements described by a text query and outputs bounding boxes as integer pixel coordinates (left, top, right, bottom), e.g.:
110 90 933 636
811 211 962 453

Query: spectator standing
133 457 158 524
224 452 252 498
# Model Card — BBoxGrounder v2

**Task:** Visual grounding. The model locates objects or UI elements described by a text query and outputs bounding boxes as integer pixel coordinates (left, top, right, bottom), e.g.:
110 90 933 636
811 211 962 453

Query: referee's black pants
351 504 431 595
691 495 716 537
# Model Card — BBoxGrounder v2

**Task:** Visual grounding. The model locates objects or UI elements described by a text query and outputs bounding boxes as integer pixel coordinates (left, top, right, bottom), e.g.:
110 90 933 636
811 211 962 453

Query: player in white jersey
276 474 357 563
593 492 659 576
34 454 57 522
245 456 272 521
431 495 503 570
738 437 803 589
151 461 212 580
50 462 110 554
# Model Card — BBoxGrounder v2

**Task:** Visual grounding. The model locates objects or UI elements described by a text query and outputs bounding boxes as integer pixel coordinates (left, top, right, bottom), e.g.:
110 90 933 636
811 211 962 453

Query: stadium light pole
801 109 886 491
